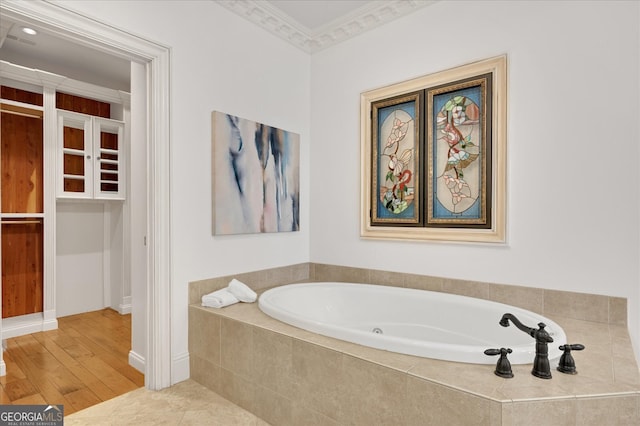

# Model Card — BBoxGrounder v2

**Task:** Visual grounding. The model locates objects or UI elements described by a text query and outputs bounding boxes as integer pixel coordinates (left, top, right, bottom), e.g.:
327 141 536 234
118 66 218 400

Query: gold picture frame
361 55 507 243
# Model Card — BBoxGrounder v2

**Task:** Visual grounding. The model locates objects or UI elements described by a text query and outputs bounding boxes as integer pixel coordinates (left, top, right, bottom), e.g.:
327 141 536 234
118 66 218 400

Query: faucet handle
557 343 585 374
484 348 514 378
560 344 585 351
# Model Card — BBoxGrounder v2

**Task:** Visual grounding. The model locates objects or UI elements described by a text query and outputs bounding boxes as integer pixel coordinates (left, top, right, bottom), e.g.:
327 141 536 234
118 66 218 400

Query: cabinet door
58 110 93 198
94 118 125 200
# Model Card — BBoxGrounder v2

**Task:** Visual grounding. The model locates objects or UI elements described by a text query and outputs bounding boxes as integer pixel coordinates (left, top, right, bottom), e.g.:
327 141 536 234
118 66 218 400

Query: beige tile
291 340 343 420
488 283 543 314
112 411 186 425
180 407 257 426
576 394 640 425
313 263 368 283
307 262 317 281
219 368 255 413
564 344 615 383
67 380 261 426
257 317 317 342
66 387 147 419
501 399 576 426
610 323 632 341
301 330 369 355
186 271 640 426
190 354 222 394
252 327 294 398
408 357 505 399
489 400 503 425
613 355 640 387
612 336 637 364
160 379 233 411
340 355 408 425
65 416 113 426
406 376 494 425
189 277 229 305
252 384 294 426
290 262 311 283
609 297 628 325
189 306 221 364
308 263 336 281
443 278 490 300
220 318 254 379
341 341 421 373
291 405 338 426
543 289 609 323
403 273 444 292
368 269 404 287
209 263 311 295
236 267 285 291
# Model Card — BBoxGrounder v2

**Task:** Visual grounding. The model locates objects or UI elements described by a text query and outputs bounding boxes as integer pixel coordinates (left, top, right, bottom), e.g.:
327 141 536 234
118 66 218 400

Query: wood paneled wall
1 91 45 318
1 222 44 318
1 86 43 107
56 92 110 118
1 111 44 213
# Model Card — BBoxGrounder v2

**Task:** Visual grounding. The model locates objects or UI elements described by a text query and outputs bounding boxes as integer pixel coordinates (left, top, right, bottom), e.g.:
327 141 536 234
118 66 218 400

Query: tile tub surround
189 263 628 328
189 300 640 426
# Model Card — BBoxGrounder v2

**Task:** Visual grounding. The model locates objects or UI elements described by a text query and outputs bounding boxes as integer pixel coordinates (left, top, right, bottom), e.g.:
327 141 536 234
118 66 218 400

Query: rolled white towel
202 288 239 309
227 278 257 303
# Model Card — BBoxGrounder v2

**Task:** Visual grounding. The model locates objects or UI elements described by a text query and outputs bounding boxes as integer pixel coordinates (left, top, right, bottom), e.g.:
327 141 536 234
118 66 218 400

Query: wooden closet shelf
1 219 43 225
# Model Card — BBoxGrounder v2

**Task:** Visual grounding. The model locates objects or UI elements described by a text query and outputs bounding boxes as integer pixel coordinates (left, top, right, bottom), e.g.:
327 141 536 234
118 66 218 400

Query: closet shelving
0 60 130 339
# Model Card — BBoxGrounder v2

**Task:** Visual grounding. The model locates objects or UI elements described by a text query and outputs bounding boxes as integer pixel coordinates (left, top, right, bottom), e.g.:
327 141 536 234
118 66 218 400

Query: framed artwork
212 111 300 235
371 91 423 226
361 55 506 243
427 74 492 228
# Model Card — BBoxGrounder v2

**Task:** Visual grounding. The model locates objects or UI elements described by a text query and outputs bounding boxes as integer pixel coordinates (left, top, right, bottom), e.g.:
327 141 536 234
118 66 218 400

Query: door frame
0 0 172 390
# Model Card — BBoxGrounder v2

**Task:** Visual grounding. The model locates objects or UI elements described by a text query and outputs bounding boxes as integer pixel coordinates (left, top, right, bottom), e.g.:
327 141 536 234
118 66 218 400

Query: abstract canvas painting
212 111 300 235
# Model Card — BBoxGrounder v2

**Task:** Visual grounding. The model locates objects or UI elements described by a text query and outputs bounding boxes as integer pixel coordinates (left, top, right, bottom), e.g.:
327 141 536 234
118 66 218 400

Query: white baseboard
118 296 132 315
129 350 145 374
172 352 190 384
1 311 58 340
0 341 5 376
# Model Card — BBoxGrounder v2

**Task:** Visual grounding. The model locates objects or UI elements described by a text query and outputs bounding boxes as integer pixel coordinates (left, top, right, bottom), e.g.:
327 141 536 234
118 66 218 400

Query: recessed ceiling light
21 27 38 36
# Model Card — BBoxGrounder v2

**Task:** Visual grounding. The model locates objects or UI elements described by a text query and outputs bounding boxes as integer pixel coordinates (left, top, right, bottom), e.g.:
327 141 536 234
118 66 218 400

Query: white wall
310 0 640 359
56 203 105 317
55 0 312 381
56 202 124 317
55 0 640 377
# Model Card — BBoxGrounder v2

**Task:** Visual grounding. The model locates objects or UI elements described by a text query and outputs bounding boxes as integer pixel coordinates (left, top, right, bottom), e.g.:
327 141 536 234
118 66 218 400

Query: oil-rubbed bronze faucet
499 313 554 379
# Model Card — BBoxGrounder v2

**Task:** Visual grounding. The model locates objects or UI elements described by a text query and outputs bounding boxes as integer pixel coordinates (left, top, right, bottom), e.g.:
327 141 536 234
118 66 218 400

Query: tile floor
66 380 268 425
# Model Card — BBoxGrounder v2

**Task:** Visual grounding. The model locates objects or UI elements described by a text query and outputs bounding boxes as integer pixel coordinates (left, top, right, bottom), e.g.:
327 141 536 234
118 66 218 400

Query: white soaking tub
258 282 567 365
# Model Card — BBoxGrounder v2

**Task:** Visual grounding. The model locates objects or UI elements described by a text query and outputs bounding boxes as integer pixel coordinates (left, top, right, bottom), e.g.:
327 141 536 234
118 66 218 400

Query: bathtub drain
372 328 383 334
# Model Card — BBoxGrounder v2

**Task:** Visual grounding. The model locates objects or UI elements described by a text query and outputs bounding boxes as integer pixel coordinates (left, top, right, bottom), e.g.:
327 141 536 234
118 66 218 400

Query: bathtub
258 282 567 365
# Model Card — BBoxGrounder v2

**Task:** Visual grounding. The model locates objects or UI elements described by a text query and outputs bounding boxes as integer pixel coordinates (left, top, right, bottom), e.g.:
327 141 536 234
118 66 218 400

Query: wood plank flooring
0 308 144 414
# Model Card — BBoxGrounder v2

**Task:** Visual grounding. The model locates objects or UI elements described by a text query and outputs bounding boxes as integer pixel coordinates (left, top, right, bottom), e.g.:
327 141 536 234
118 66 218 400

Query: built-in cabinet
0 61 130 339
57 111 125 200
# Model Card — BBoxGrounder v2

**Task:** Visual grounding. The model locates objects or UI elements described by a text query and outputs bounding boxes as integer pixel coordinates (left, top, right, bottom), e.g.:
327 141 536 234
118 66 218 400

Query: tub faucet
499 313 554 379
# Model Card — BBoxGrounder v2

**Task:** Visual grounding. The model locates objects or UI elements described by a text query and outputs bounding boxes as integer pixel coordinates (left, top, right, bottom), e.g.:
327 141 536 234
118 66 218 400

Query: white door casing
0 0 172 390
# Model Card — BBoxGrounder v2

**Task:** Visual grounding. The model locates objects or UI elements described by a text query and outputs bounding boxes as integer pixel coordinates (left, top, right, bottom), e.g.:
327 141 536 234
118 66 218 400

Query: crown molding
217 0 437 54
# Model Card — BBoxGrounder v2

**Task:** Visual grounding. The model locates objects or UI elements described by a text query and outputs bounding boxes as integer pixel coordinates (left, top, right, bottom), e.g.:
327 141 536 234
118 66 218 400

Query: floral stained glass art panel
427 75 492 228
371 92 422 226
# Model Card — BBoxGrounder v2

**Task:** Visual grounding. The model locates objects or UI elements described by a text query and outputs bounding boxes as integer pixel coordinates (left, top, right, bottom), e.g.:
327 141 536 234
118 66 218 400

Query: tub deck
189 297 640 425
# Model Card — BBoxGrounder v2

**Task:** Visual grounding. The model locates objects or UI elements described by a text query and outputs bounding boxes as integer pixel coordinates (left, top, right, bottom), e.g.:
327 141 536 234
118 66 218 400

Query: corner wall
309 0 640 361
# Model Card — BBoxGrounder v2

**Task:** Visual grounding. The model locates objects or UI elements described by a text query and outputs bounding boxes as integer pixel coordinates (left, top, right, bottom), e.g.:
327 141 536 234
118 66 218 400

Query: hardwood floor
0 308 144 414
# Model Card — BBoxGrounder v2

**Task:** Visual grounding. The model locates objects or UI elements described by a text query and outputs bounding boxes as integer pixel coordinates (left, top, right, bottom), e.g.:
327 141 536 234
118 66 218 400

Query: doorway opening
0 1 171 390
